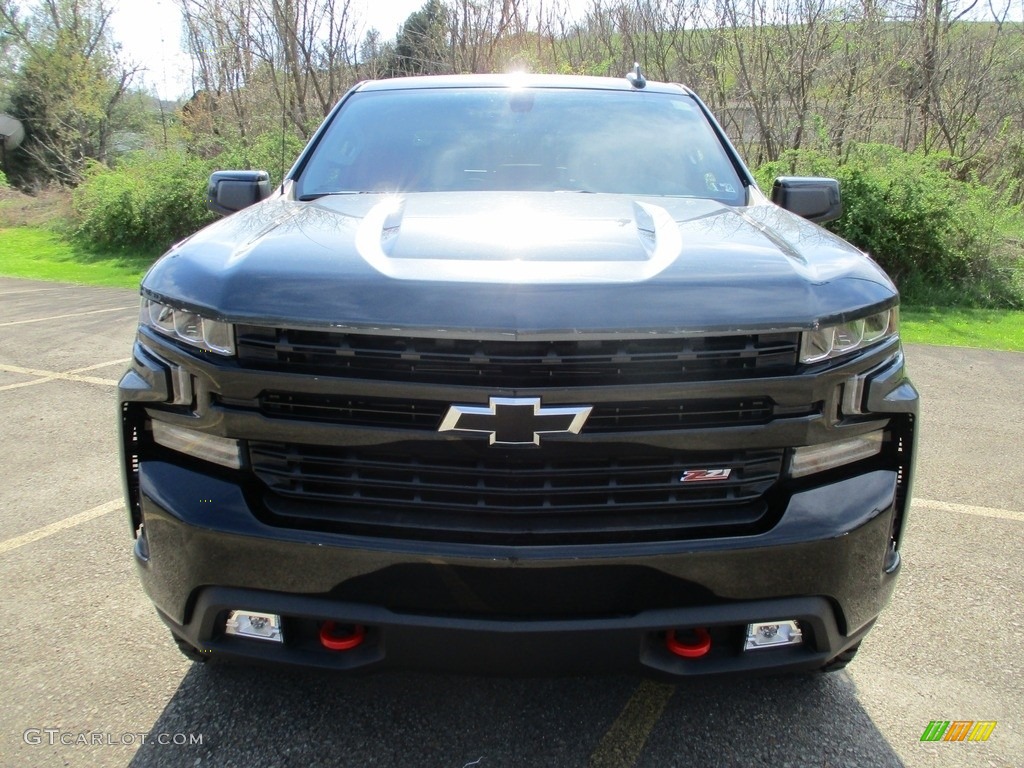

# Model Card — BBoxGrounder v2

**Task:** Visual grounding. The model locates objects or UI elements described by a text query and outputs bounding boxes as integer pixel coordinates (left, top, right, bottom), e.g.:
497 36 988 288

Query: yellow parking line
0 378 59 392
589 680 675 768
67 358 131 374
0 362 122 390
915 498 1024 524
0 500 122 555
0 305 136 327
0 287 65 296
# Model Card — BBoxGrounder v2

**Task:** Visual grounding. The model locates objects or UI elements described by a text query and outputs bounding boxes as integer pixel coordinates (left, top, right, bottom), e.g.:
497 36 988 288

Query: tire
820 642 860 673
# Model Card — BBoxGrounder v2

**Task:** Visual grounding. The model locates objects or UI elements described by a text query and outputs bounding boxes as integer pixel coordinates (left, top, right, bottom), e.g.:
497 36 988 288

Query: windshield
296 87 746 205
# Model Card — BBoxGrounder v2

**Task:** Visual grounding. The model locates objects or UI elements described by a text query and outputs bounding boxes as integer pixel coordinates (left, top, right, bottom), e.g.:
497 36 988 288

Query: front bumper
135 459 901 676
121 326 917 676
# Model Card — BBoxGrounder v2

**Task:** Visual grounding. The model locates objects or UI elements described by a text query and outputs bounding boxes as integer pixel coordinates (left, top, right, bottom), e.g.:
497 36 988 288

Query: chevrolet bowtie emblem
439 397 593 446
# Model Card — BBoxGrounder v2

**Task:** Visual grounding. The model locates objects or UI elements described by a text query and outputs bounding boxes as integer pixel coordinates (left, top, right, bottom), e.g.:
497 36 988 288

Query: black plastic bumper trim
161 588 868 677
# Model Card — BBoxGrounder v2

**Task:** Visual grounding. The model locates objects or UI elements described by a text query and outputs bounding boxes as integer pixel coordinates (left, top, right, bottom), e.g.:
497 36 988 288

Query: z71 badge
679 468 733 482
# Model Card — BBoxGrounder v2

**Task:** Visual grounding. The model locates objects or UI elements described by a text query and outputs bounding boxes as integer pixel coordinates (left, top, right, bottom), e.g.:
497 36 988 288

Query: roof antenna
626 62 646 89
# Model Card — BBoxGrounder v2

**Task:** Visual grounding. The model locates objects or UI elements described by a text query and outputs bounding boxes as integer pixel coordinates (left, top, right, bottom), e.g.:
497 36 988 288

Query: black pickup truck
119 72 918 676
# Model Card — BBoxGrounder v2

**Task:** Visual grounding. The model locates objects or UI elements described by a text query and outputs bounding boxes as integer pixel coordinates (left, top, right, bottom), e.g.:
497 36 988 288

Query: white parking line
915 498 1024 523
0 305 136 327
0 361 126 391
0 500 122 555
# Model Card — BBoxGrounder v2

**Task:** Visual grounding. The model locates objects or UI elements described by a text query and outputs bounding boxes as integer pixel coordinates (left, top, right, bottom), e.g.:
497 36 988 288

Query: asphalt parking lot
0 275 1021 768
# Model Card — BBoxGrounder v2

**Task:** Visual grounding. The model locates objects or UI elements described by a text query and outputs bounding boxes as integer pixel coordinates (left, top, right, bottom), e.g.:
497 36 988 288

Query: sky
107 0 433 100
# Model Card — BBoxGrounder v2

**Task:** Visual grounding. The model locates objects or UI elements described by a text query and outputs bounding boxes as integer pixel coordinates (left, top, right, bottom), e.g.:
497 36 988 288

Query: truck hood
143 192 897 335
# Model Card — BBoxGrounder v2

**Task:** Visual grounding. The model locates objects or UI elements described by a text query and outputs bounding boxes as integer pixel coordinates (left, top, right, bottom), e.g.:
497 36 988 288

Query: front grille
257 392 778 432
236 326 800 386
249 442 785 544
236 326 801 543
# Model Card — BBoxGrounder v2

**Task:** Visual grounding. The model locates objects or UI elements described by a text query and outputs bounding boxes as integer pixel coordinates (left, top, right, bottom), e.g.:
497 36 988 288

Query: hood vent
353 196 683 283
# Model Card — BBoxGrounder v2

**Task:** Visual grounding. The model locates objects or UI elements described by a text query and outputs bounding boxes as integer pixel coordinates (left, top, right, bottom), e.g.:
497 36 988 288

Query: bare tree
169 0 1024 191
179 0 363 144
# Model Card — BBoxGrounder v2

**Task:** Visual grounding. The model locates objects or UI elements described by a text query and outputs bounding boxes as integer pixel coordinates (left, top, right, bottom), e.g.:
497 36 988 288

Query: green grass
0 227 154 288
901 306 1024 352
3 226 1023 352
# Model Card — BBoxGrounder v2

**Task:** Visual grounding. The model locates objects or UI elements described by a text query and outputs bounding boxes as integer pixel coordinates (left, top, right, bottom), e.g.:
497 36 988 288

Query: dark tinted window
297 87 745 205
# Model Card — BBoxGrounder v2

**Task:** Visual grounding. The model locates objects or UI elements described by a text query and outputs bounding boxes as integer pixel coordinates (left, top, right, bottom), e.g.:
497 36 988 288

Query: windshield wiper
298 191 366 201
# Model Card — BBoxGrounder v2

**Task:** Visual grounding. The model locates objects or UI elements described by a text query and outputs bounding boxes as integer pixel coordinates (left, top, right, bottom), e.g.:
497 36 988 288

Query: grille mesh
236 326 800 386
256 392 777 432
250 442 784 544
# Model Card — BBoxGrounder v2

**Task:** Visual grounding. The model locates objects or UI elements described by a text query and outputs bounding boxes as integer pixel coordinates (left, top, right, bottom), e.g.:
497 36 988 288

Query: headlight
140 298 235 355
800 308 898 364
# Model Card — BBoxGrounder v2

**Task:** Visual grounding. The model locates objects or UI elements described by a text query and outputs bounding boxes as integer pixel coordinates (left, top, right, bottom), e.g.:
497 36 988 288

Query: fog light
225 611 283 642
744 620 803 651
789 431 883 478
150 421 242 469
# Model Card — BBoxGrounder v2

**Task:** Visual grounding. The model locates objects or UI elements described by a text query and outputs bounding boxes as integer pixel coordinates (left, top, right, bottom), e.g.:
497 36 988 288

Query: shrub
73 132 306 253
74 151 215 251
0 169 8 188
755 145 1024 308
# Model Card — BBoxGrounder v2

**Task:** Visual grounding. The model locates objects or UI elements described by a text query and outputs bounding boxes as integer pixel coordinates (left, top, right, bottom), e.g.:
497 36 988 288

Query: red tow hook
665 627 712 658
319 621 366 651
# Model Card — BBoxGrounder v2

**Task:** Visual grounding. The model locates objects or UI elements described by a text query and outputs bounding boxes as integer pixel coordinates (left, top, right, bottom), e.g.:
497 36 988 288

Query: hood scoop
354 195 683 284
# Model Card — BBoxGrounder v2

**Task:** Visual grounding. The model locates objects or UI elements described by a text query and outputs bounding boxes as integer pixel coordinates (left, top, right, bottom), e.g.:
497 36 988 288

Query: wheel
171 632 209 663
820 642 861 673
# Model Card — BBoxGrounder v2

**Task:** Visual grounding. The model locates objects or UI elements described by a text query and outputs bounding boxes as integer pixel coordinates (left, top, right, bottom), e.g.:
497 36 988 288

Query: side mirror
770 176 842 223
206 170 271 216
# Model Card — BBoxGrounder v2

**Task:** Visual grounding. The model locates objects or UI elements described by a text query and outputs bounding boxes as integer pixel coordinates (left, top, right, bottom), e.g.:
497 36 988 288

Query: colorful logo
920 721 997 742
679 468 732 483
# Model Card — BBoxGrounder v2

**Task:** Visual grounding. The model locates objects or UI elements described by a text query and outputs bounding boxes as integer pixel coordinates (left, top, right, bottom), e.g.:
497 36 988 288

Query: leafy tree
390 0 450 75
0 0 139 186
0 7 21 111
